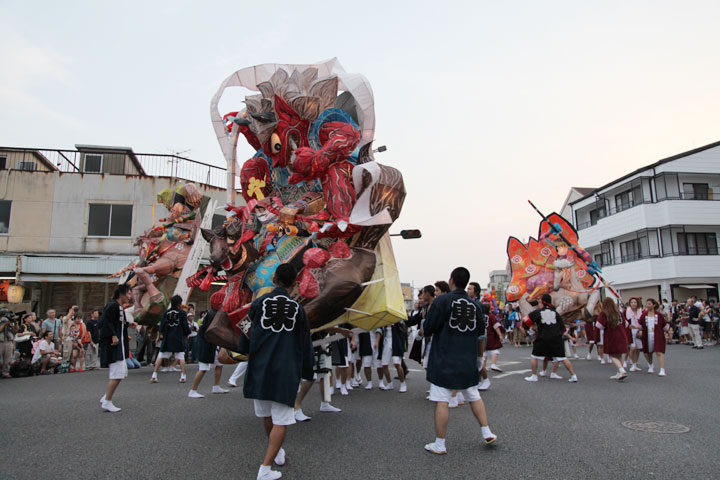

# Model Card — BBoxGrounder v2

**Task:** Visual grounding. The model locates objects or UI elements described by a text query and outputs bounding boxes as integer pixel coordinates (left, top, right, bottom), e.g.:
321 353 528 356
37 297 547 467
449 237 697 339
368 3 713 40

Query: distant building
401 282 414 312
487 269 510 303
567 140 720 302
560 187 595 220
0 145 231 314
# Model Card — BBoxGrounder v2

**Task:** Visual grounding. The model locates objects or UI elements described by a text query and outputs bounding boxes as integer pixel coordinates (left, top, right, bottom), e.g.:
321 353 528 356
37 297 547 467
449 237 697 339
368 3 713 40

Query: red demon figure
232 73 362 232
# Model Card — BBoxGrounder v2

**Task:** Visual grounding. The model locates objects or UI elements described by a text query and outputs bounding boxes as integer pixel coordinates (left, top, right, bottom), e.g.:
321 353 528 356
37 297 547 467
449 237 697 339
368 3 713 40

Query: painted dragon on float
191 59 407 350
505 202 615 322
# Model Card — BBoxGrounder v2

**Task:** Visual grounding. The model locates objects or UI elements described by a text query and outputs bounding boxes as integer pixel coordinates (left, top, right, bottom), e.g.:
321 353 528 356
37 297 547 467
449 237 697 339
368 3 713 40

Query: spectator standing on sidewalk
0 309 18 378
687 297 703 349
68 314 87 372
61 306 79 363
41 309 62 350
84 309 100 370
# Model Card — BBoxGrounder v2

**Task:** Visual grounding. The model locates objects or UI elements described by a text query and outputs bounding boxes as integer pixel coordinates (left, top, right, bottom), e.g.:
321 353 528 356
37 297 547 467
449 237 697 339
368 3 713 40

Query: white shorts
351 349 360 362
485 349 500 357
531 354 567 362
199 360 222 371
254 400 296 426
381 344 392 366
157 351 185 361
361 355 374 368
392 356 402 365
477 356 486 370
109 360 128 380
680 326 690 335
429 383 481 403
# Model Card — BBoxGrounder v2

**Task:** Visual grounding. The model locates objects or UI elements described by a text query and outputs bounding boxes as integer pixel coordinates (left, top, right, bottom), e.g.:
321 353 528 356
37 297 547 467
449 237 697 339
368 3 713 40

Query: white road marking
493 369 532 378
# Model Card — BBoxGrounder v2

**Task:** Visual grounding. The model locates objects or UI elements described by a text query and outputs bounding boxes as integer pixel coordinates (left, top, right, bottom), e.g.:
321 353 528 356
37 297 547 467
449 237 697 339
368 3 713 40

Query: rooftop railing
0 148 232 189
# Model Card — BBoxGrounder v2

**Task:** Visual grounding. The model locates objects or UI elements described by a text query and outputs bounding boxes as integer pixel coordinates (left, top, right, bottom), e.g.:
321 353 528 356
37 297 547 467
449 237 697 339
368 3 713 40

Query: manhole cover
621 421 690 434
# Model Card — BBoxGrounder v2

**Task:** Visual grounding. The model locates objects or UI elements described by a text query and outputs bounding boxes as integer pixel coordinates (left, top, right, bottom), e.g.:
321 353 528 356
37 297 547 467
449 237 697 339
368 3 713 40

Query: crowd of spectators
0 302 203 378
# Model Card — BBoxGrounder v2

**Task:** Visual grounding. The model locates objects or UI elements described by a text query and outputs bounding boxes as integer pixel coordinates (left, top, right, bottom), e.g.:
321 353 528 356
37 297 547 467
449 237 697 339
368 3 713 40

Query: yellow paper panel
315 234 406 332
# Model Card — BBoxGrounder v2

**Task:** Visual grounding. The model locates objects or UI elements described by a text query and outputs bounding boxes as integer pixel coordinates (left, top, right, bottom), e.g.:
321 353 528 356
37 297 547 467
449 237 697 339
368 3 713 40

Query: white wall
601 255 720 288
655 145 720 175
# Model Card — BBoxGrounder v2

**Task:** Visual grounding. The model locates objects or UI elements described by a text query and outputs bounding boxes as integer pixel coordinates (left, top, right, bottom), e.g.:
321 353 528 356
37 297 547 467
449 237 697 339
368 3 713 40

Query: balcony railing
1 148 231 189
597 247 720 267
577 192 720 230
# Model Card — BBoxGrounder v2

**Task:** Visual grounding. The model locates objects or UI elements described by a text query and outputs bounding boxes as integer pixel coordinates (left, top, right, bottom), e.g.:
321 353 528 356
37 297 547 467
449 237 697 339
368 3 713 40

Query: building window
0 156 6 170
0 200 10 234
615 191 632 213
683 183 709 200
84 154 103 173
631 181 645 206
620 239 642 263
18 161 36 171
677 232 718 255
589 207 605 226
88 204 133 237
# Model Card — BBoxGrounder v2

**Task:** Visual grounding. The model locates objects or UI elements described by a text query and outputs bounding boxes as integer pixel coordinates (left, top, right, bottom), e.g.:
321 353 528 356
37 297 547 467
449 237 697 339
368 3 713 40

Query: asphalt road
1 343 718 480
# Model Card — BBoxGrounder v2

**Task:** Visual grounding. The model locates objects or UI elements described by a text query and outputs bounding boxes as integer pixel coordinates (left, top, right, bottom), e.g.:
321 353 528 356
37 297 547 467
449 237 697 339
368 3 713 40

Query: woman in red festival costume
638 298 668 377
595 298 628 381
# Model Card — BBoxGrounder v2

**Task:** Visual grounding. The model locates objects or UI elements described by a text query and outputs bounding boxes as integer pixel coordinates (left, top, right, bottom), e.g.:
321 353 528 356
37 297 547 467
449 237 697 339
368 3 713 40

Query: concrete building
0 145 230 314
487 269 510 303
400 282 414 313
568 140 720 302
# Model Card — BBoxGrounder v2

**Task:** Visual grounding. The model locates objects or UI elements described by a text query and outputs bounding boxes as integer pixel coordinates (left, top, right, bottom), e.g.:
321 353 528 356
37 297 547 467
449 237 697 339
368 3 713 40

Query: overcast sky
2 0 720 289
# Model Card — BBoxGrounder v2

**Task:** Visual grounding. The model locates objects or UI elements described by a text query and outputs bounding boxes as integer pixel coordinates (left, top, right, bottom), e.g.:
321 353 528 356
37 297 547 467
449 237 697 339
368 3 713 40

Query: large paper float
110 182 214 325
197 59 407 350
505 211 602 323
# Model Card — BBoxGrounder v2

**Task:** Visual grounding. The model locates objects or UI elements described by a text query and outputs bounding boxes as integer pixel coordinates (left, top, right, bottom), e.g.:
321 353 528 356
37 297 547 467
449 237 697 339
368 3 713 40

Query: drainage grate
621 421 690 434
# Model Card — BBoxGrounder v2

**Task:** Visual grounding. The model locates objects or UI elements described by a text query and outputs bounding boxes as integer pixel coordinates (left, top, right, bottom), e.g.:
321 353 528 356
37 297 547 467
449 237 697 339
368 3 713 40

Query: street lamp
390 229 422 239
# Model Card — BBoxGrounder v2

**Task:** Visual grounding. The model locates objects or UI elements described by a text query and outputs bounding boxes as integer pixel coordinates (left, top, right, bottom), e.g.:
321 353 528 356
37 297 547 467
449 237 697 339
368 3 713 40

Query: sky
2 0 720 290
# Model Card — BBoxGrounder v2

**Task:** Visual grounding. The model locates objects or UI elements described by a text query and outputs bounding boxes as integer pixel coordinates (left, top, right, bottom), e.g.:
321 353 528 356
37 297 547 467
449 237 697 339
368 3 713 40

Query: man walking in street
239 264 313 480
423 267 497 455
151 295 191 383
521 294 579 383
99 284 137 412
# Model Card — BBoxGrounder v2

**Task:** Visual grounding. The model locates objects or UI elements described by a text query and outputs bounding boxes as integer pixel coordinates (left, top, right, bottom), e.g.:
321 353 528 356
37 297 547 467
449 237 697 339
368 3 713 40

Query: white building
568 141 720 303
